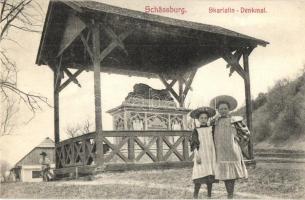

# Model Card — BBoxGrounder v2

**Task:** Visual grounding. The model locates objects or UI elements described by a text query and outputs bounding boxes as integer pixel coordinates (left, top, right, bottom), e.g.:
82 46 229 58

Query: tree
0 0 49 135
266 78 290 119
0 159 10 182
65 120 92 138
1 0 43 40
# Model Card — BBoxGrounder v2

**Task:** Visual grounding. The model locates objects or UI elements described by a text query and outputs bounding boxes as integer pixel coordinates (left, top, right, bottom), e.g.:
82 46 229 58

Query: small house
10 137 55 182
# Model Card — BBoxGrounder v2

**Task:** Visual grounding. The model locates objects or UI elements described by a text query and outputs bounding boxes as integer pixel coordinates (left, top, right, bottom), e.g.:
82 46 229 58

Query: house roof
36 137 55 148
13 137 55 167
36 1 268 78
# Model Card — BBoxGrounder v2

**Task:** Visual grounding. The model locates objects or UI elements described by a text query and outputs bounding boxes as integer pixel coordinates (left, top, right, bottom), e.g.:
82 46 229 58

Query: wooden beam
178 78 184 107
158 75 179 102
98 28 134 63
183 136 190 161
102 25 128 55
234 48 244 60
134 137 157 162
168 79 177 89
62 1 83 13
182 70 197 101
54 56 63 90
226 49 244 76
80 32 94 62
63 68 81 87
83 29 92 62
128 135 135 162
163 136 184 161
103 137 129 162
54 69 61 144
92 21 104 166
243 51 254 160
58 69 84 93
103 161 193 172
244 46 255 56
179 74 193 92
157 136 163 161
56 11 86 58
222 49 246 79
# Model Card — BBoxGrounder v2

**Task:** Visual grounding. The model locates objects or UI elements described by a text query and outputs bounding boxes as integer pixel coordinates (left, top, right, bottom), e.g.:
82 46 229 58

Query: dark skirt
193 175 219 184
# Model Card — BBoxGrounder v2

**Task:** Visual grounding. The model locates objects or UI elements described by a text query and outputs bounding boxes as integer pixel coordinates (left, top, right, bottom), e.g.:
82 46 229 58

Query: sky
1 0 305 165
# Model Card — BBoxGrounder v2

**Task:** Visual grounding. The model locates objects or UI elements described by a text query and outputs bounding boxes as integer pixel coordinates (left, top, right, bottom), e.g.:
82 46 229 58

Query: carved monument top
122 83 177 108
125 83 174 101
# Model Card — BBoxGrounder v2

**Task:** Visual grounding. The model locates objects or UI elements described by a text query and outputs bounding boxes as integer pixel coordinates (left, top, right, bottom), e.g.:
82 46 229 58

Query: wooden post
128 136 135 162
92 21 104 166
178 78 184 107
182 135 189 161
157 136 163 162
243 52 254 160
75 167 79 179
53 64 62 172
53 69 60 144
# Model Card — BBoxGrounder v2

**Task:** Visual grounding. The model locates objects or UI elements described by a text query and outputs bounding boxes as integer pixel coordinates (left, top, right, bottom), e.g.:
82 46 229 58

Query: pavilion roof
36 0 268 78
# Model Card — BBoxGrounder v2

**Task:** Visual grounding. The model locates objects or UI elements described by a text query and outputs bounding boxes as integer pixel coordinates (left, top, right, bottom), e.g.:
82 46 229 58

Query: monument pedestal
108 97 191 133
107 84 191 162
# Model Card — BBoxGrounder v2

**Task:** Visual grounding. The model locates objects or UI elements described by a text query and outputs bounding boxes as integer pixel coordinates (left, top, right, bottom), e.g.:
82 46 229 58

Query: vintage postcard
1 0 305 199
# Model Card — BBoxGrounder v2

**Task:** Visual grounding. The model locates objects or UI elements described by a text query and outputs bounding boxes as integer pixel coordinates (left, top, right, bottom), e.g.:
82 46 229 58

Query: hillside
234 68 305 150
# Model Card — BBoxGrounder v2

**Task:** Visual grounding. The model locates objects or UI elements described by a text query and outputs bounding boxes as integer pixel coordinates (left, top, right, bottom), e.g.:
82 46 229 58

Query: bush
253 93 267 110
249 67 305 143
252 106 272 142
271 79 305 140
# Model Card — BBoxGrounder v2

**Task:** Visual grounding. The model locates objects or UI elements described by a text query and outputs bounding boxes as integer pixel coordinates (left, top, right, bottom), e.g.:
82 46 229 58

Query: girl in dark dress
190 107 218 198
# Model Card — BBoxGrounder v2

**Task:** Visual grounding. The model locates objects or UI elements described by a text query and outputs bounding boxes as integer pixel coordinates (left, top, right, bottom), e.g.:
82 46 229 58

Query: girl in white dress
190 107 218 198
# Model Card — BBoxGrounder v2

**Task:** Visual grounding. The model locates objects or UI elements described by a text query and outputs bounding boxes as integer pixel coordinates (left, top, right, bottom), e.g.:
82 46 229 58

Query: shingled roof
36 1 268 78
14 137 55 167
68 1 268 46
36 137 55 148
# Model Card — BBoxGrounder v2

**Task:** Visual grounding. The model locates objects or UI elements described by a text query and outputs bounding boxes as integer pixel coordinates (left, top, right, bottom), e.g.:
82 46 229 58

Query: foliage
247 66 305 143
0 159 10 182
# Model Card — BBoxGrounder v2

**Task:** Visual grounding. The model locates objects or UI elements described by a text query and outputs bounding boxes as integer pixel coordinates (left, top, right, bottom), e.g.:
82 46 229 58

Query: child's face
218 103 229 116
198 113 208 124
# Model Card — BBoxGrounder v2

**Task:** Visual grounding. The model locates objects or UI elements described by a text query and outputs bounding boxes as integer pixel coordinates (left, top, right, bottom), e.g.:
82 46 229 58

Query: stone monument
107 83 191 132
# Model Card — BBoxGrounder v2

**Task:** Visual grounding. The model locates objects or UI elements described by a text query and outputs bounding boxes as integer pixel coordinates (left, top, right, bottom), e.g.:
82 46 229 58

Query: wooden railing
55 131 193 170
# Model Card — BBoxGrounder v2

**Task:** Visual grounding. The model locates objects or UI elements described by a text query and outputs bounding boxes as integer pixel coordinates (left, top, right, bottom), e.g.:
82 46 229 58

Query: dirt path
257 162 305 170
57 177 275 199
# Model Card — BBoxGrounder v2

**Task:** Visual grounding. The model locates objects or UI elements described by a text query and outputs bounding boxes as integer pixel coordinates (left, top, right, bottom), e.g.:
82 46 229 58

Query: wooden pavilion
35 1 268 178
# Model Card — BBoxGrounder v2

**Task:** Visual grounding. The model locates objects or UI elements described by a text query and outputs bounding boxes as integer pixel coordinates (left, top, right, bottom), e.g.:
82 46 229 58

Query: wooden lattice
55 131 192 169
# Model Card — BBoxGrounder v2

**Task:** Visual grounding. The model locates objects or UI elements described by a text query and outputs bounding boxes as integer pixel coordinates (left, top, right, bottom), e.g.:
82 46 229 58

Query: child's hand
196 156 201 164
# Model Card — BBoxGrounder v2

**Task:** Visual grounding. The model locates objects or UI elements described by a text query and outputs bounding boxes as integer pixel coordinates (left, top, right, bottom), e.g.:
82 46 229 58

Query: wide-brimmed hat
40 152 47 156
190 107 216 119
210 95 238 111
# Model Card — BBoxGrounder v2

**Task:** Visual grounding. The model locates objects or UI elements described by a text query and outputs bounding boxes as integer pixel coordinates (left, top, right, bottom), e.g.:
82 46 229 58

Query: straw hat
190 106 216 119
210 95 238 111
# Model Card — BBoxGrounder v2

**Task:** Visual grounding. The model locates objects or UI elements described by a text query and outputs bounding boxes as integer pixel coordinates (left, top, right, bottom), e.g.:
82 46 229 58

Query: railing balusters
56 130 192 170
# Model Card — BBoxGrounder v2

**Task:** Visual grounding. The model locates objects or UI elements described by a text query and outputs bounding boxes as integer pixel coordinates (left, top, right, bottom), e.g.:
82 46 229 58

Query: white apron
192 127 217 180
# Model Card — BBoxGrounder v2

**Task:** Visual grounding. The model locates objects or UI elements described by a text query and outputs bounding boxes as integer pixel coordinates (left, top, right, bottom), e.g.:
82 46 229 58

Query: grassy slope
234 70 305 150
1 167 305 199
